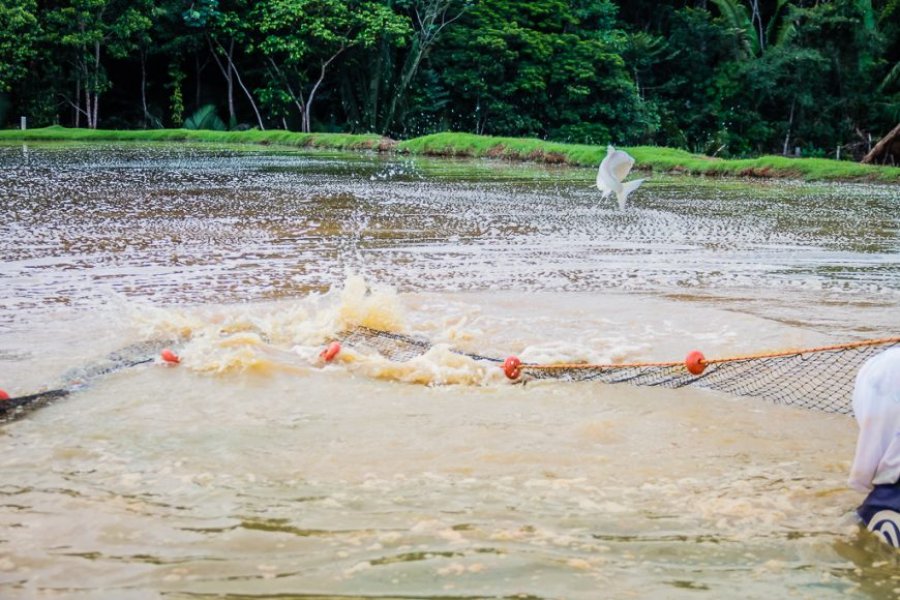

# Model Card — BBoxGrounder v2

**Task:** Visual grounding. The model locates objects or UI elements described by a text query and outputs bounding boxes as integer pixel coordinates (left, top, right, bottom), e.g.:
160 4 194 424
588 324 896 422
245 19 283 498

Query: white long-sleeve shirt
848 347 900 493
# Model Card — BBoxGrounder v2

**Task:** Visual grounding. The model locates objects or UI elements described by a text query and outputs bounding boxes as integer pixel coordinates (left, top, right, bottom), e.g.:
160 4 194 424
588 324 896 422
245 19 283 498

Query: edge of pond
2 126 899 184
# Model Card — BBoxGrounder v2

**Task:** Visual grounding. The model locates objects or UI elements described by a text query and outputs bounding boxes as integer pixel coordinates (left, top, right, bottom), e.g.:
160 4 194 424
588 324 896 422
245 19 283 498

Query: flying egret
596 145 646 209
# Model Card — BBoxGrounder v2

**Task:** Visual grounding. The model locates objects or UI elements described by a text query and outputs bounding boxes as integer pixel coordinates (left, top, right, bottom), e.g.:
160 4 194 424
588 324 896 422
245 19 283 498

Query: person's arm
849 415 883 492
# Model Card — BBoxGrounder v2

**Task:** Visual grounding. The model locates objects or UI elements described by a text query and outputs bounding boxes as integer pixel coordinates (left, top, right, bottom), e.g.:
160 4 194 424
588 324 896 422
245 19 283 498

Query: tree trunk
268 57 307 131
140 50 149 128
74 76 81 128
208 36 234 124
367 40 386 131
69 57 92 128
91 40 101 128
82 55 92 129
224 47 265 130
85 81 93 129
212 36 265 130
782 97 796 156
475 96 487 135
861 123 900 164
304 51 342 133
225 39 235 124
195 55 205 108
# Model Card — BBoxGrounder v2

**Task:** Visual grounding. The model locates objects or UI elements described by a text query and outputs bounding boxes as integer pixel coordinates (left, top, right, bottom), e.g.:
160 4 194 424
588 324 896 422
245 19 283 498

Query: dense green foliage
2 0 898 159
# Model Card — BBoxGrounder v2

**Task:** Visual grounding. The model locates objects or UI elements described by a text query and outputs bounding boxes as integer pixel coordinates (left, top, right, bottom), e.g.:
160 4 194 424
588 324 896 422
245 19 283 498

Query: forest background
0 0 898 160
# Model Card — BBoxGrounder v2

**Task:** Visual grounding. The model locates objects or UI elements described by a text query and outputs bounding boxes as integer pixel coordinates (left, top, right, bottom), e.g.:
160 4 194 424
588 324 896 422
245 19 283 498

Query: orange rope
519 335 900 372
702 336 900 365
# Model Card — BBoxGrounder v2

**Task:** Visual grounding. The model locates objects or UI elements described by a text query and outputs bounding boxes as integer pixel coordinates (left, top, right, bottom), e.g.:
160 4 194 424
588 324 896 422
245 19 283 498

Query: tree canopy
3 0 899 158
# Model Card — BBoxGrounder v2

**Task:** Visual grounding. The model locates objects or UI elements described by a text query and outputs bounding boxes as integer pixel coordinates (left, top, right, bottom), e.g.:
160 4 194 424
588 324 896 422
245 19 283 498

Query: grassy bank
3 126 899 183
0 125 391 151
398 132 900 183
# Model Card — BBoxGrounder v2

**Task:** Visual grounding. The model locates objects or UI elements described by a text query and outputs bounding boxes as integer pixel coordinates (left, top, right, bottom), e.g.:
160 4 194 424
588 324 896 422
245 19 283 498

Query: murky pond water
1 143 899 599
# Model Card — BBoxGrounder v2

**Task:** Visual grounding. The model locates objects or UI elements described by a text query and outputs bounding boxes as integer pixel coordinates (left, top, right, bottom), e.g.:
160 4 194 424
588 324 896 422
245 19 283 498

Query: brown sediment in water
0 145 896 598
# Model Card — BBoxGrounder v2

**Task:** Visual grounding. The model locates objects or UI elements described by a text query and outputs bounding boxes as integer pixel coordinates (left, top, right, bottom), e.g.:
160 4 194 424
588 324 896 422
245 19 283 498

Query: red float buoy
320 341 341 362
0 389 9 401
685 350 706 375
161 348 181 364
503 356 522 380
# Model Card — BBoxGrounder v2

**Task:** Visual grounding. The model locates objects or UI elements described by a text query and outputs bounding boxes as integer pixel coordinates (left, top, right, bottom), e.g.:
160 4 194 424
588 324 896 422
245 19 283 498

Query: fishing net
0 339 175 423
4 328 897 422
335 328 900 415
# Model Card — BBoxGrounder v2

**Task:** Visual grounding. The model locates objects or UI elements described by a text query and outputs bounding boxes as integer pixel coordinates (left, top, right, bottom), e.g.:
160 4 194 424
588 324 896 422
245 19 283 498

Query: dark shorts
858 483 900 548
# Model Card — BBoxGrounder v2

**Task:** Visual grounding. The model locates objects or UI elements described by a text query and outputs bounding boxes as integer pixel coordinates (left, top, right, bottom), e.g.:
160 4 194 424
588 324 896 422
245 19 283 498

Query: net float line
509 336 900 415
514 336 900 376
331 328 900 415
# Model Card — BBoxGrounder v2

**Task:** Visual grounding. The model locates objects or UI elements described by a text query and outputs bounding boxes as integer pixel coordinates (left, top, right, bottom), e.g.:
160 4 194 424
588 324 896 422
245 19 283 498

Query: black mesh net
336 328 900 415
0 339 174 423
339 327 503 364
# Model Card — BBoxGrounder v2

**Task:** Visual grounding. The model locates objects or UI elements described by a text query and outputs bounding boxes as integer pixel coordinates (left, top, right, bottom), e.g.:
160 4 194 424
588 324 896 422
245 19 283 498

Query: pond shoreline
2 126 899 183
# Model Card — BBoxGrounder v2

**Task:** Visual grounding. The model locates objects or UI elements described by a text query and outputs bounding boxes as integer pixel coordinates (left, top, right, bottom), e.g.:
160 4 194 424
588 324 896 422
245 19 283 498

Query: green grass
397 132 900 183
0 125 391 151
3 126 899 182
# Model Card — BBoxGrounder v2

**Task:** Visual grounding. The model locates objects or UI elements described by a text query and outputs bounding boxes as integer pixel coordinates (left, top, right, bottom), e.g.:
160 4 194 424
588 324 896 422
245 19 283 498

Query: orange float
320 341 341 362
685 350 706 375
503 356 522 380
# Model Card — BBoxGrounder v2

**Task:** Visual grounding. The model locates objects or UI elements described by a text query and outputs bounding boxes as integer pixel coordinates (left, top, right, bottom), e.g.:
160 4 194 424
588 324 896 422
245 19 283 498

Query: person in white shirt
848 346 900 548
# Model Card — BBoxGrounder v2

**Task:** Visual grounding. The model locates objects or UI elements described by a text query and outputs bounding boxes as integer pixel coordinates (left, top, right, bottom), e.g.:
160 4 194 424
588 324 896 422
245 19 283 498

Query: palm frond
710 0 759 56
878 60 900 93
184 104 226 131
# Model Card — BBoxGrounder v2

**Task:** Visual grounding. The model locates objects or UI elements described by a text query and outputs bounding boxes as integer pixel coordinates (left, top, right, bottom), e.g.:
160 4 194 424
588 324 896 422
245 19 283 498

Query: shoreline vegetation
3 126 900 184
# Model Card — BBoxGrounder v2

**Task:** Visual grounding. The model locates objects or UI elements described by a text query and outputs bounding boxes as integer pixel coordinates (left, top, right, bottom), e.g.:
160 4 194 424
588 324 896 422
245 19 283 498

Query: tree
184 0 265 129
0 0 39 94
254 0 407 132
874 0 900 132
1 0 895 155
431 0 647 143
637 6 746 153
45 0 152 128
379 0 471 135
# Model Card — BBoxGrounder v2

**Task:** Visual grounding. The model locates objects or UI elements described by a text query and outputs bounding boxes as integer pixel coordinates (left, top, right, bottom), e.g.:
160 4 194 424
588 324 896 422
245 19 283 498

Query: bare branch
59 94 90 119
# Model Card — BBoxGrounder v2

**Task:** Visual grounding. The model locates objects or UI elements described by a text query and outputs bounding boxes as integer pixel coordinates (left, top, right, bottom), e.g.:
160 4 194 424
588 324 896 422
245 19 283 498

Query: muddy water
1 143 899 599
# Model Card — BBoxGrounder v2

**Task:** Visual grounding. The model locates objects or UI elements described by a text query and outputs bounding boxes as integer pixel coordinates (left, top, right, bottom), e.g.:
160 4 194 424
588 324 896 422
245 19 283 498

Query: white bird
596 145 646 209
